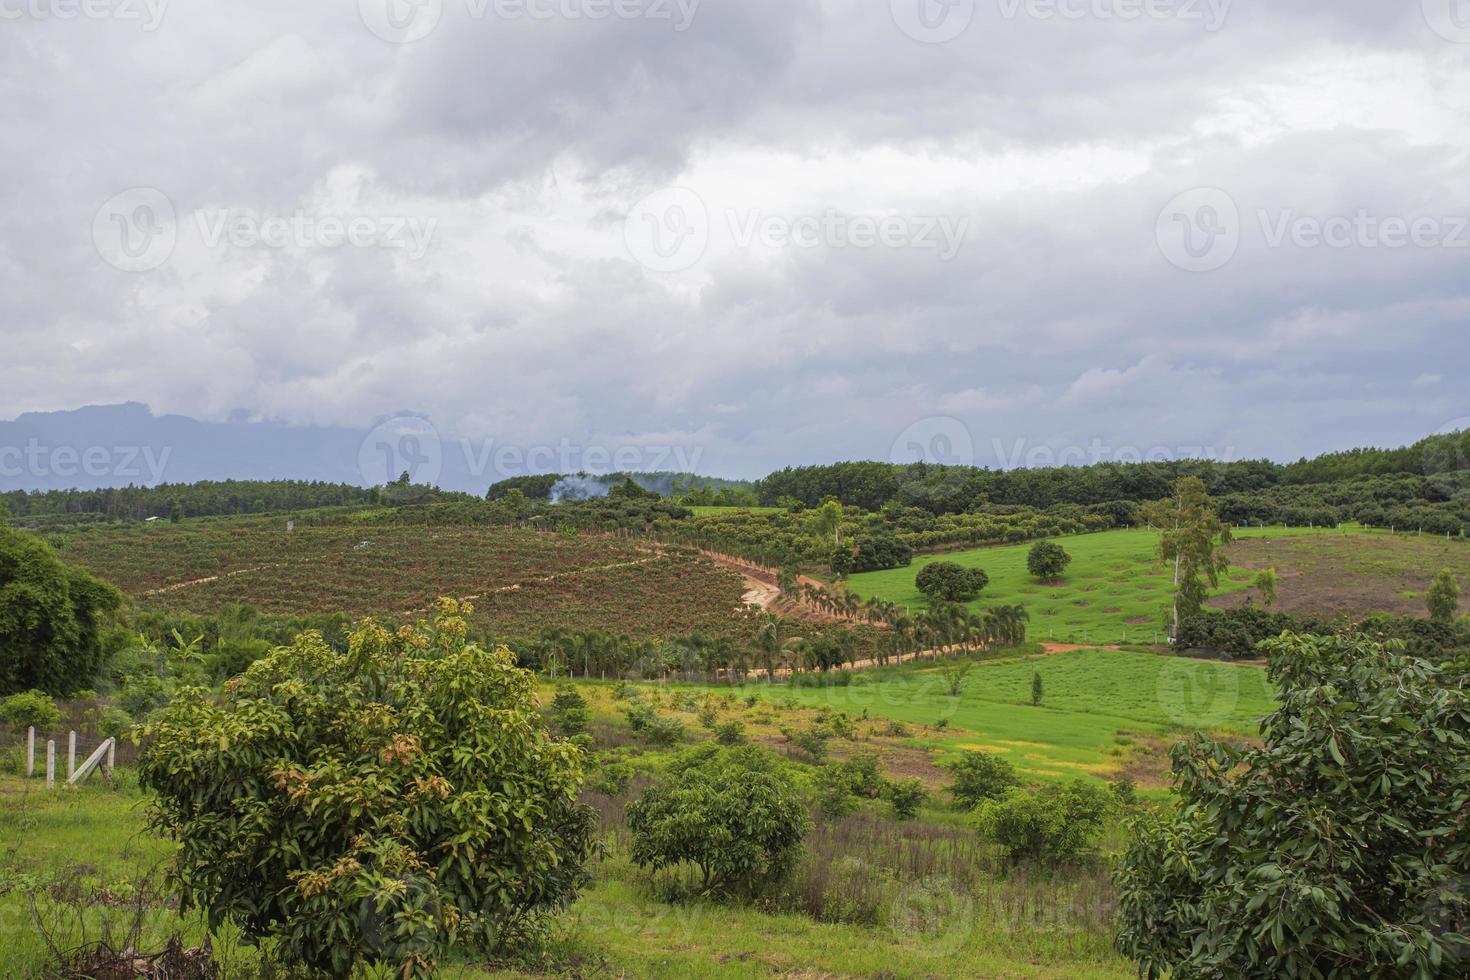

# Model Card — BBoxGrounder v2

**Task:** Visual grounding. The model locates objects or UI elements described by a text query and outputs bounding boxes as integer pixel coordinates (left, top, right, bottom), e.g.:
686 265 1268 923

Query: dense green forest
7 431 1470 541
756 430 1470 532
1 478 470 524
759 429 1470 509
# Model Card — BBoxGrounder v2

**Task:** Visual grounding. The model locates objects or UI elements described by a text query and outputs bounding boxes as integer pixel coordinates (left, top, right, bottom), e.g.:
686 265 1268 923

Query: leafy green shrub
1428 568 1461 623
941 663 971 697
1026 541 1072 581
697 704 719 729
118 673 170 719
0 689 62 731
628 747 811 898
1117 632 1470 977
835 752 884 799
826 712 857 740
816 771 861 819
97 705 134 740
973 780 1112 863
945 751 1020 810
1109 776 1138 808
814 753 884 819
882 778 928 820
623 704 656 733
644 715 686 748
206 637 272 683
586 760 634 797
714 719 747 745
1177 607 1463 661
781 724 830 762
849 533 913 573
138 601 596 978
915 562 989 603
549 683 590 735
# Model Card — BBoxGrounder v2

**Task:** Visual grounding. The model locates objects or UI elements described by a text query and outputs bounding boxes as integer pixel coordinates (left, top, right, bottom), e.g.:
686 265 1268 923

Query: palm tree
834 628 858 671
784 637 810 674
891 615 914 665
756 614 783 680
778 567 797 595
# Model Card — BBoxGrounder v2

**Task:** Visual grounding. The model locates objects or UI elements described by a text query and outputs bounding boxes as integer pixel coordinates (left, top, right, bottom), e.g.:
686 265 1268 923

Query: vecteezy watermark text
195 209 439 260
1257 210 1470 251
727 210 969 260
92 188 440 273
0 441 172 484
358 0 701 44
891 417 978 467
358 415 705 487
993 437 1239 469
890 0 1229 43
998 0 1230 30
1157 188 1470 272
886 418 1237 470
0 0 169 30
1422 0 1470 44
624 188 970 274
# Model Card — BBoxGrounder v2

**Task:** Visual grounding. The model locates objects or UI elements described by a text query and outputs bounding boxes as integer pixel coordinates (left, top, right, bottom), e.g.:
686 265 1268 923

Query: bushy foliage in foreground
945 750 1020 810
627 745 811 898
1116 632 1470 978
139 600 596 978
973 780 1112 863
1177 606 1466 661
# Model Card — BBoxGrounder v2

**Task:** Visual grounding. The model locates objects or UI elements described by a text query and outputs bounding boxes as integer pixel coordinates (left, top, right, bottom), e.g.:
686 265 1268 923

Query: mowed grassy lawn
751 650 1276 787
845 525 1425 645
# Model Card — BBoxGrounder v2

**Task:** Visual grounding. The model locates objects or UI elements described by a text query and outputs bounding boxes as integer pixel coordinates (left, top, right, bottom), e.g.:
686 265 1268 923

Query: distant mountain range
0 403 585 494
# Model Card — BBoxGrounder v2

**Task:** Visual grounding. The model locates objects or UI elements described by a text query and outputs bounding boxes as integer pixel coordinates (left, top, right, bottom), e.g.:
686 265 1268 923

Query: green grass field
846 526 1455 645
0 775 1130 979
748 649 1276 787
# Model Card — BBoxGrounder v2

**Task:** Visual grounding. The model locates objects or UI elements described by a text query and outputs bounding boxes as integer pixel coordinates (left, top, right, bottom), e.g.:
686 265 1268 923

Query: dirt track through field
143 563 290 596
697 549 875 625
399 550 672 617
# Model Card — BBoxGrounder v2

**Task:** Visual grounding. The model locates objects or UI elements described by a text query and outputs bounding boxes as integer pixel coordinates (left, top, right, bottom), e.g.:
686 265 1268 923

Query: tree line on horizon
5 429 1469 535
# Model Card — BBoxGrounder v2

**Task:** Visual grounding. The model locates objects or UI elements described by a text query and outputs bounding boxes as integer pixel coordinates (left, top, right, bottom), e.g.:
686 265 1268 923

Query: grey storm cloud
0 0 1467 483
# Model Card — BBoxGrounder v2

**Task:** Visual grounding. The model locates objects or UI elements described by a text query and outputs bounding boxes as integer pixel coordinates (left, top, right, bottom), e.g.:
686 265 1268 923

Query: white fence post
107 739 116 776
46 740 55 790
67 731 77 779
26 727 35 778
69 739 116 786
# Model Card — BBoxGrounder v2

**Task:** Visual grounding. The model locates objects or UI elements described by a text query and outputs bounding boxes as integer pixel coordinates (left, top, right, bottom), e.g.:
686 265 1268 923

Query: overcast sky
3 0 1469 480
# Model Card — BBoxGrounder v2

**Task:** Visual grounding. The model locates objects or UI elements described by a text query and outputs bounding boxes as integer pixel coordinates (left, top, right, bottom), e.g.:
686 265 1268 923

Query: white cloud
1 1 1468 476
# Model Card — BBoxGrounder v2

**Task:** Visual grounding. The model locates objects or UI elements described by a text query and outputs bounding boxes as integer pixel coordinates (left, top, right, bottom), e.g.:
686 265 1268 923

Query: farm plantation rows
1 439 1468 978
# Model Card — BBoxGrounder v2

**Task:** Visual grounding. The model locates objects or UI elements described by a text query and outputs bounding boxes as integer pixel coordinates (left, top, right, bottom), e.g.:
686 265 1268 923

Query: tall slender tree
816 498 844 546
1426 568 1460 623
1141 476 1233 640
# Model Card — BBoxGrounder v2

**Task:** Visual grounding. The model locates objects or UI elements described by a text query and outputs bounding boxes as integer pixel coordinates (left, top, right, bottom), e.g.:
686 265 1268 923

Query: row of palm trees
520 597 1028 683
